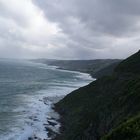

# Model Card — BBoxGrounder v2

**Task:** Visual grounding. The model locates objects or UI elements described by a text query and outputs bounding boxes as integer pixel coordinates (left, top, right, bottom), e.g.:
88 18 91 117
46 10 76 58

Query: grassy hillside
94 61 120 78
54 50 140 140
102 114 140 140
115 50 140 74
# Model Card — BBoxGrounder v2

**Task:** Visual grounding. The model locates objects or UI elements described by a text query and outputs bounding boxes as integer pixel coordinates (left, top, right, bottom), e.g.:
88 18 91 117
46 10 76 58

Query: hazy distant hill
33 59 121 78
53 50 140 140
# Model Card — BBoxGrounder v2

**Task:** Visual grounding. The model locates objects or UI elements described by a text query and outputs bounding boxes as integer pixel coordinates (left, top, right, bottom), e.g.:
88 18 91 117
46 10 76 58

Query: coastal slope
54 50 140 140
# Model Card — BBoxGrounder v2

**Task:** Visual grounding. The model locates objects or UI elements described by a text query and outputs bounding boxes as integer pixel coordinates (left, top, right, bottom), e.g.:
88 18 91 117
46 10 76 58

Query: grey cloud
0 0 140 59
33 0 140 36
32 0 140 59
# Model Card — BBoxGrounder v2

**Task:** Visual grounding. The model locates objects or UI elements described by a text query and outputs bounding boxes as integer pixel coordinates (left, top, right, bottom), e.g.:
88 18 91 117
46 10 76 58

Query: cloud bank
0 0 140 59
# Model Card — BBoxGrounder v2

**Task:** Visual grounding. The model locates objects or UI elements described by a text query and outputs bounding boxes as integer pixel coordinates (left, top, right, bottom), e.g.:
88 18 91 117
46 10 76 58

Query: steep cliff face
54 50 140 140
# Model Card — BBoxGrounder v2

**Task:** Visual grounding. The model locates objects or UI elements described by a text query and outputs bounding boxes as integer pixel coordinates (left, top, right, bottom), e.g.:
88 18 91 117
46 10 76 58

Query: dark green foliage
54 50 140 140
102 115 140 140
115 50 140 74
94 62 120 78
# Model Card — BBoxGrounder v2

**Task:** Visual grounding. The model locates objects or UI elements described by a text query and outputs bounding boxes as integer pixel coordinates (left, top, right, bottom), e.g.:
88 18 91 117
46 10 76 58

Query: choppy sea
0 59 93 140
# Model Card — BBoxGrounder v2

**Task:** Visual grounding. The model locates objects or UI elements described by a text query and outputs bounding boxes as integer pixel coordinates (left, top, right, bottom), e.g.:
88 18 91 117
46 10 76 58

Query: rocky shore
27 96 64 140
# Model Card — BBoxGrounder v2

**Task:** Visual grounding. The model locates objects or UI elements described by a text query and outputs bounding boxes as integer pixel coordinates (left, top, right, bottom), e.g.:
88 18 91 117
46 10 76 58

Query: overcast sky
0 0 140 59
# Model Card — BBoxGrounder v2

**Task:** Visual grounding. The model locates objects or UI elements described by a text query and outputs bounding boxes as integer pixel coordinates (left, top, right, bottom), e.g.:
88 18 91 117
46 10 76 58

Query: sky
0 0 140 59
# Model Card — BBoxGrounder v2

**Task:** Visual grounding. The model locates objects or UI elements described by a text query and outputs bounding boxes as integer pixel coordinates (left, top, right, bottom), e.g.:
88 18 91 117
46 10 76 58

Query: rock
48 120 57 126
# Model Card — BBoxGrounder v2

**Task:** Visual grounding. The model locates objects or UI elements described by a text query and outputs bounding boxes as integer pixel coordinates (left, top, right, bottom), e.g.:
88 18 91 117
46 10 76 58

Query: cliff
54 50 140 140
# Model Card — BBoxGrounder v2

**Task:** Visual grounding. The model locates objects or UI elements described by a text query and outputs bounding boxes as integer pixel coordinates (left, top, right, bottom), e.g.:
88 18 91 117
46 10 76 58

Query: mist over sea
0 59 92 140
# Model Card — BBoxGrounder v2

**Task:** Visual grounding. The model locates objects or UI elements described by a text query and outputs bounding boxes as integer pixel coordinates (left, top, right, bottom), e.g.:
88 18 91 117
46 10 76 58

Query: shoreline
49 67 94 140
47 67 94 140
27 96 64 140
56 67 94 79
26 65 94 140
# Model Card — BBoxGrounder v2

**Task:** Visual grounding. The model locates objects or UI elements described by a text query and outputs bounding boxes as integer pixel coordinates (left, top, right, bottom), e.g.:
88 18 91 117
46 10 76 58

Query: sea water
0 59 93 140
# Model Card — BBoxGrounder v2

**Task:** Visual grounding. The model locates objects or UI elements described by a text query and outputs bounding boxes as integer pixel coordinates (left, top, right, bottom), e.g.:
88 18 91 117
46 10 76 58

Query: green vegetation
115 50 140 74
54 50 140 140
102 115 140 140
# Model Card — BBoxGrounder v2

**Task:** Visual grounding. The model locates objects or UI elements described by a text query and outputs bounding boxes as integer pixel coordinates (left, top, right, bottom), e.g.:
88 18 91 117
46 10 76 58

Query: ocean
0 59 93 140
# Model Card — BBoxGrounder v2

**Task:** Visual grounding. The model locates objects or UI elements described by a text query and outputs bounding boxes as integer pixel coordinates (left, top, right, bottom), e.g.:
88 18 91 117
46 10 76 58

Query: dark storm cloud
32 0 140 59
34 0 140 36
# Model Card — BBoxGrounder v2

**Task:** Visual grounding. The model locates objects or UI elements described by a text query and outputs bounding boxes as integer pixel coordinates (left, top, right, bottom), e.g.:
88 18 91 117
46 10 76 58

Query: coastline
27 96 63 140
56 67 94 79
48 67 94 140
48 51 140 140
47 66 94 140
26 64 94 140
